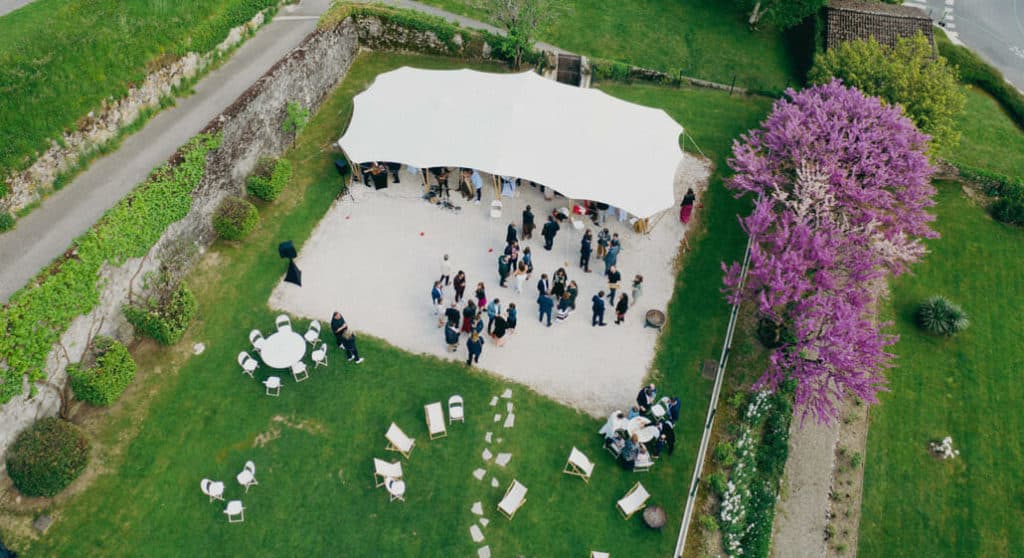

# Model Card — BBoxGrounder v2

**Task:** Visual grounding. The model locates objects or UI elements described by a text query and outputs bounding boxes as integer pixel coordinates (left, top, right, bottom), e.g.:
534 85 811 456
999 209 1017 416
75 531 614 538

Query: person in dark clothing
453 271 467 303
522 205 535 239
444 323 460 352
537 292 554 327
566 280 579 310
667 397 681 423
614 293 630 324
498 255 511 287
552 267 568 298
506 303 518 333
580 229 593 272
492 314 508 346
466 332 483 366
636 384 657 414
591 291 607 326
536 273 550 296
385 162 402 183
444 302 461 329
506 222 518 245
331 312 363 363
541 216 560 251
461 301 477 333
330 312 348 347
656 420 676 456
606 266 622 304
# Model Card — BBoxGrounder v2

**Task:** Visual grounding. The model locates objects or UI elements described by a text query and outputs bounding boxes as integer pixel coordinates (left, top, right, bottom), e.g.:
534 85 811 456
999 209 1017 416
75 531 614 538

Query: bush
68 336 136 406
917 296 970 336
6 418 90 497
714 441 737 467
707 471 728 496
939 38 1024 132
952 162 1024 199
124 280 197 345
246 157 292 201
698 513 718 532
0 212 14 232
992 198 1024 225
213 195 258 240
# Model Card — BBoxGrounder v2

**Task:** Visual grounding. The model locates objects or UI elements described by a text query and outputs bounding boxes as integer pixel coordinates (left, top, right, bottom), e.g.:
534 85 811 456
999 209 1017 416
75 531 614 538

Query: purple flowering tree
724 80 936 423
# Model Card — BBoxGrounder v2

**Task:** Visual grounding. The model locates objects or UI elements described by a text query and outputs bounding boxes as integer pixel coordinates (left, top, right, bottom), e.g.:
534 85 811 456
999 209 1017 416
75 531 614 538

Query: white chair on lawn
448 395 464 424
291 361 309 383
385 477 406 502
237 352 259 378
249 330 266 353
200 478 225 502
591 552 610 558
497 479 527 519
275 314 292 332
616 482 650 519
263 376 281 396
563 447 595 484
373 458 404 488
634 449 654 473
304 320 321 345
425 401 447 440
311 343 328 368
236 461 258 492
489 200 503 218
384 422 415 459
224 500 245 523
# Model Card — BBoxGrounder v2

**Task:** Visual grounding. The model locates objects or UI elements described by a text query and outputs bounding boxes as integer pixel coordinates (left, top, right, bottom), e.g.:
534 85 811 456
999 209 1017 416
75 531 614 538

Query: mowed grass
0 0 269 177
418 0 803 92
949 86 1024 178
15 53 770 556
859 181 1024 557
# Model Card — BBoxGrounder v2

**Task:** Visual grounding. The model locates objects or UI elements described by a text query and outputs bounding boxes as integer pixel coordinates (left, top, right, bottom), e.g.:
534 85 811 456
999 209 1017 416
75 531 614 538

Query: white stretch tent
337 67 685 219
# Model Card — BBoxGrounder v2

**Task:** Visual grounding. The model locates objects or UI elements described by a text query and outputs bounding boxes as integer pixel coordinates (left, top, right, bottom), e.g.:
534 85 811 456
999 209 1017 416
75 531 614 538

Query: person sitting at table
627 406 642 420
667 396 681 423
635 443 654 469
619 434 640 470
652 420 676 457
599 410 626 440
636 383 657 414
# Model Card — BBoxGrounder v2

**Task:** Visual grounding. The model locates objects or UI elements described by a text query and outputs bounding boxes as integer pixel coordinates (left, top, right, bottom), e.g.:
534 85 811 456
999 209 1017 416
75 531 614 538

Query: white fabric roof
337 67 685 219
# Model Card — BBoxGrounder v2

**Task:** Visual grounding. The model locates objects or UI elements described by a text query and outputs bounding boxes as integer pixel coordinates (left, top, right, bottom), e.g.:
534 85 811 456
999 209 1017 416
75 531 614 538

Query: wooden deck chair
591 553 610 558
616 482 650 520
562 446 594 483
424 402 447 440
372 458 403 488
497 479 527 519
384 422 415 459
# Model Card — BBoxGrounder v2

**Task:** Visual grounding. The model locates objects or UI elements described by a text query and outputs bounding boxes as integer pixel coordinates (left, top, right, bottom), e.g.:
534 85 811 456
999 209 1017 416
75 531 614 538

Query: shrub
714 441 737 467
213 196 258 240
68 336 136 406
708 471 728 496
939 38 1024 132
0 212 14 232
917 296 970 336
124 279 197 345
952 162 1024 199
992 198 1024 226
6 418 90 497
246 157 292 201
698 513 718 532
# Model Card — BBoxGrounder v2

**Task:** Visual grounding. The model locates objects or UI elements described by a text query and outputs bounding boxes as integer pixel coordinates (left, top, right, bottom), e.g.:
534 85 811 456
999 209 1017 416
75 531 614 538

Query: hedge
68 336 137 406
939 38 1024 132
0 133 221 404
246 157 293 201
124 281 198 346
213 196 259 240
180 0 278 55
6 417 90 497
0 211 14 232
952 162 1024 225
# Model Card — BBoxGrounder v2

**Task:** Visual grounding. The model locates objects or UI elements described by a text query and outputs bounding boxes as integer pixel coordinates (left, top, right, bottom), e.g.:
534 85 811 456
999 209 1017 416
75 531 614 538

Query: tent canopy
338 67 685 219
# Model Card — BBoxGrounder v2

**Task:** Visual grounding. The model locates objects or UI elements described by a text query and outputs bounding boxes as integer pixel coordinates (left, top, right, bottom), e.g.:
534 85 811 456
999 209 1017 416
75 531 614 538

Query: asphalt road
0 0 33 17
906 0 1024 92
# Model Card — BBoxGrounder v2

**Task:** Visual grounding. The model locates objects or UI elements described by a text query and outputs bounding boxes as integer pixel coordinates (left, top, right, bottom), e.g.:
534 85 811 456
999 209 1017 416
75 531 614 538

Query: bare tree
480 0 563 69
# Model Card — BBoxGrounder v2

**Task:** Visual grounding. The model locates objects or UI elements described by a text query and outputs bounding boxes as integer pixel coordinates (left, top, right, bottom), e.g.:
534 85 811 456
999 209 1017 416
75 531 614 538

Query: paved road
906 0 1024 92
0 0 331 302
0 0 33 18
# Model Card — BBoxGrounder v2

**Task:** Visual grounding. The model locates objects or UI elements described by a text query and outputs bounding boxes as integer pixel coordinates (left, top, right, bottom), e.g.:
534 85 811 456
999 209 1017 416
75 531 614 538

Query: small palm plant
916 296 969 336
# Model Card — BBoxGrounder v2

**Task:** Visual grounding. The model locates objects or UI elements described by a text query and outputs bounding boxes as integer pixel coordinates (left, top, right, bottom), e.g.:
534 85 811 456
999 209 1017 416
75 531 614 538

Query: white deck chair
563 447 595 484
200 478 225 502
616 482 650 519
425 402 447 440
489 200 502 218
311 344 328 368
275 314 292 332
249 329 266 352
385 422 415 459
373 458 404 487
236 460 258 492
237 352 258 378
304 320 321 345
497 479 527 519
448 395 464 424
591 553 610 558
263 376 281 396
224 500 245 523
291 361 309 383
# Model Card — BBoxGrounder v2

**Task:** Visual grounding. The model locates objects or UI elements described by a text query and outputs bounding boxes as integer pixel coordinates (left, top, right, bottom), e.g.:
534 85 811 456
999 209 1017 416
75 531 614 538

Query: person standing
591 291 607 326
486 298 502 334
475 282 487 309
513 262 528 294
522 246 534 277
506 222 518 245
606 265 622 304
431 281 444 315
596 228 610 259
679 188 696 225
566 280 579 310
552 267 568 299
439 254 453 286
444 302 461 329
506 303 518 334
631 274 644 306
331 311 349 348
541 215 560 251
471 168 484 204
461 300 477 333
385 162 402 183
522 205 535 239
537 291 554 327
466 332 483 366
508 240 520 270
614 293 630 324
444 322 460 352
636 384 657 414
453 270 467 303
536 273 550 297
331 312 364 363
457 168 473 201
498 255 511 288
579 229 593 272
492 313 508 346
604 239 620 273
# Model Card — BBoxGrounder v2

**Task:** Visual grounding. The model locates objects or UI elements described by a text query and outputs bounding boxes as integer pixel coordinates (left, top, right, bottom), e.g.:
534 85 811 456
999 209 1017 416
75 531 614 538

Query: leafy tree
724 80 937 424
479 0 561 69
810 34 966 156
742 0 826 30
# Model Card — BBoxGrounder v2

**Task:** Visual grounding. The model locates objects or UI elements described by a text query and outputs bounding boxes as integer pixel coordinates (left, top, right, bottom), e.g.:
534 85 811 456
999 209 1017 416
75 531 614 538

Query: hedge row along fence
952 162 1024 226
938 39 1024 134
0 133 221 404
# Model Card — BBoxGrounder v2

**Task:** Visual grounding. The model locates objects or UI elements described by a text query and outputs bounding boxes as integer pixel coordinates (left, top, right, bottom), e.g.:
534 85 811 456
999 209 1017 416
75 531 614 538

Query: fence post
729 75 736 96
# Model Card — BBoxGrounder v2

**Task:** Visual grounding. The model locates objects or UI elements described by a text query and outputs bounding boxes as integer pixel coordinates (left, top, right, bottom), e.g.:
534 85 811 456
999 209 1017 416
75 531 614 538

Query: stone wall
353 14 494 60
0 19 360 461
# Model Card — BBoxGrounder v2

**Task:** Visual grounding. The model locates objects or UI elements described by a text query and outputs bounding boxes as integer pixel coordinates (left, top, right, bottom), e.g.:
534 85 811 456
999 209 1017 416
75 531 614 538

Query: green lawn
12 53 771 556
859 181 1024 556
419 0 804 93
0 0 274 178
950 86 1024 178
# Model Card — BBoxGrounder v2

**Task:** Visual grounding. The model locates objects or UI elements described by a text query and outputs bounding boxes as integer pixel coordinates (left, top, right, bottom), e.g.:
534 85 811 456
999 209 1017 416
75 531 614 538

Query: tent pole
335 145 358 203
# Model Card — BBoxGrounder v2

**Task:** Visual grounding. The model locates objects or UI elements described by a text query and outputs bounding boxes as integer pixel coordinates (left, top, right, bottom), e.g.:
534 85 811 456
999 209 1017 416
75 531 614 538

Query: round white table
627 416 651 437
637 425 661 444
260 330 306 369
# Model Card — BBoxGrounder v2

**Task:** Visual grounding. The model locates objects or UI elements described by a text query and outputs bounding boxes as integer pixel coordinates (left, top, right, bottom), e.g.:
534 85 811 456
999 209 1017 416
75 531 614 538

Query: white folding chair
224 500 245 523
634 449 654 473
373 458 404 487
291 361 309 383
425 402 447 440
237 352 258 378
275 314 292 332
616 482 650 519
311 344 328 368
489 200 502 218
384 422 416 459
497 479 527 519
448 395 464 424
563 447 595 484
385 477 406 503
249 329 266 353
591 552 610 558
236 461 258 492
263 376 281 396
304 320 321 345
200 478 225 502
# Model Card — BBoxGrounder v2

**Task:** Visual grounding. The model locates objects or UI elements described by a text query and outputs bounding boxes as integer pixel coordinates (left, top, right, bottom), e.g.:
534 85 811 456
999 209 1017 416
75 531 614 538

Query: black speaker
278 240 297 259
334 158 349 176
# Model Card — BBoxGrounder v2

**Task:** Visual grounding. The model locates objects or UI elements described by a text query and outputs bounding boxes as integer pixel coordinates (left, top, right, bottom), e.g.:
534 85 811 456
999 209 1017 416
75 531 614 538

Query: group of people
600 383 682 471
